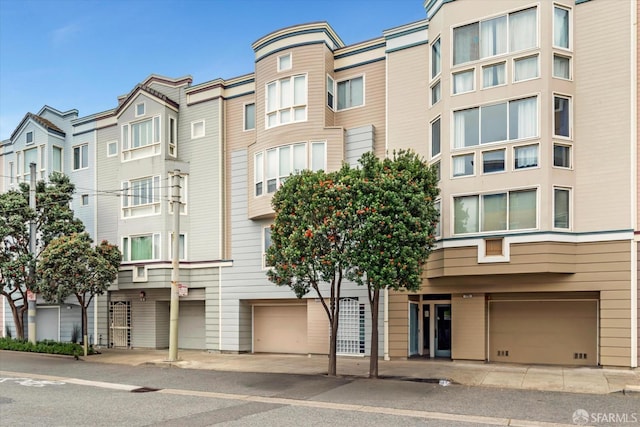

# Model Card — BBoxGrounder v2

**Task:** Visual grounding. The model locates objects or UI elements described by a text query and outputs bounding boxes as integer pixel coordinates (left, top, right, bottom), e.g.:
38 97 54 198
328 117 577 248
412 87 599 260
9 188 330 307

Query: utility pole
28 162 37 344
168 170 181 361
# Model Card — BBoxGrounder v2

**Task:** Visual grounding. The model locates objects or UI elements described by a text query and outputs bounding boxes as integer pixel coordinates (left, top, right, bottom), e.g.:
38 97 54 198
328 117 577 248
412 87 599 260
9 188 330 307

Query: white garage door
489 300 597 366
36 307 59 341
253 305 307 354
178 301 205 350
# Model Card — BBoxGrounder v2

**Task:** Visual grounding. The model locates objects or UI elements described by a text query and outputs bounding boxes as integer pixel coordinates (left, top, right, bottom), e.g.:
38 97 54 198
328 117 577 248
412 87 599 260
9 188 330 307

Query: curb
623 385 640 395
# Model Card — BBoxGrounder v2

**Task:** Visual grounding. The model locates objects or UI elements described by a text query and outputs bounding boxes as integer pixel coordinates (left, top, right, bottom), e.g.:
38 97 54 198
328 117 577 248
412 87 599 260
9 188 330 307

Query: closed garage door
489 300 597 366
178 301 205 350
253 305 307 354
36 307 59 341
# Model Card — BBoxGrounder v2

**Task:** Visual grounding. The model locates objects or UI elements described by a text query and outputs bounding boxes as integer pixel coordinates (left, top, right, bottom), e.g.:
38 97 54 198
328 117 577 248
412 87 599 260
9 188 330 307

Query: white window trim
8 161 15 184
327 75 335 109
243 103 255 131
335 74 365 112
265 74 308 128
81 194 89 206
135 102 145 117
72 143 89 171
553 93 572 140
552 142 573 170
121 175 162 218
481 148 506 175
430 36 442 81
481 61 507 90
277 52 292 72
121 116 162 161
512 143 540 171
452 68 475 95
168 116 177 157
168 232 187 261
430 80 441 106
552 54 572 81
451 152 476 179
552 4 572 52
512 54 540 83
191 119 205 139
552 186 572 230
25 131 34 145
122 233 161 263
107 140 118 157
430 116 442 159
434 199 442 238
132 265 148 283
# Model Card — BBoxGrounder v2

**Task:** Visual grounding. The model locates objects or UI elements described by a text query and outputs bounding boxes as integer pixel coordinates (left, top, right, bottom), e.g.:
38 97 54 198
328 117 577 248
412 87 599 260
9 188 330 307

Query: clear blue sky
0 0 426 140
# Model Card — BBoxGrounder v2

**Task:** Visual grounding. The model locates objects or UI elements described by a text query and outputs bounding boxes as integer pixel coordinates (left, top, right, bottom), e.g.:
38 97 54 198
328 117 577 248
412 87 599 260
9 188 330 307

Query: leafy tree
266 168 354 376
37 232 121 356
0 173 84 339
347 151 439 378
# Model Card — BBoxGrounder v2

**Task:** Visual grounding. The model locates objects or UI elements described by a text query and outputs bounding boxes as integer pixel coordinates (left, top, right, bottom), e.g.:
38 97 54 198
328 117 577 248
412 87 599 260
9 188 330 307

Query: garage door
178 301 205 350
489 300 597 366
36 307 59 341
253 305 307 354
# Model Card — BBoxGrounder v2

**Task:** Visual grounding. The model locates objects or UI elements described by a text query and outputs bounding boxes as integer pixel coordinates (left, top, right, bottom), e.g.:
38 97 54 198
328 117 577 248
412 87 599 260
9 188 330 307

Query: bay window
23 148 37 182
453 69 474 94
52 146 62 172
122 176 161 217
122 233 160 262
483 62 505 88
255 142 324 196
454 189 537 234
255 152 263 196
431 38 441 78
514 55 538 82
266 74 307 127
73 144 88 170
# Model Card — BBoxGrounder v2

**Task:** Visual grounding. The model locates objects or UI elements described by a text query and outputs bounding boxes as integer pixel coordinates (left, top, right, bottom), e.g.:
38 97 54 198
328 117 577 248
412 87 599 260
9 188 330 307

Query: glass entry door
409 302 419 356
435 304 451 358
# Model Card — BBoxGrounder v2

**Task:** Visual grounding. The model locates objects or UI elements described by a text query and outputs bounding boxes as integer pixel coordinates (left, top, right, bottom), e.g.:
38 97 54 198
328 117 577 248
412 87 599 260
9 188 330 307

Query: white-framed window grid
121 116 161 161
26 131 34 145
452 69 474 95
553 54 571 80
513 54 539 82
553 186 571 230
277 52 292 72
553 4 571 51
482 148 506 174
513 143 539 170
482 62 506 89
168 232 186 261
452 152 475 178
52 146 63 173
107 141 118 157
121 175 161 218
327 75 335 108
191 119 205 139
22 147 38 182
265 74 307 128
168 116 177 157
121 233 161 262
73 144 89 171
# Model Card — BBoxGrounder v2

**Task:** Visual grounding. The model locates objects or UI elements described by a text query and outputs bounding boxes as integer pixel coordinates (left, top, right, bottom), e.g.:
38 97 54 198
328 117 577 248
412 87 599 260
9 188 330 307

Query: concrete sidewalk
86 348 640 395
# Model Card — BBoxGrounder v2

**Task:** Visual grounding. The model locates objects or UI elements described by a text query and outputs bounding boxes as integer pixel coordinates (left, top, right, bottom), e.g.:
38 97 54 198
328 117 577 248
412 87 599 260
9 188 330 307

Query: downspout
629 0 638 368
384 287 390 360
383 33 390 362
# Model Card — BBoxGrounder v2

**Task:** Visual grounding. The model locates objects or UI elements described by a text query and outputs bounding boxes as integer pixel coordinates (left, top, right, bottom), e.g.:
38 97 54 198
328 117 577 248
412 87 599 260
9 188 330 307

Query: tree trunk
81 304 88 357
328 315 338 376
369 288 380 378
6 297 26 340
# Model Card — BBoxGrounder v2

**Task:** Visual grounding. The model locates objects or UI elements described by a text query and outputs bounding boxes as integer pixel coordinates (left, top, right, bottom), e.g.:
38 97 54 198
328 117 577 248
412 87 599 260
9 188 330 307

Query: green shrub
0 337 94 356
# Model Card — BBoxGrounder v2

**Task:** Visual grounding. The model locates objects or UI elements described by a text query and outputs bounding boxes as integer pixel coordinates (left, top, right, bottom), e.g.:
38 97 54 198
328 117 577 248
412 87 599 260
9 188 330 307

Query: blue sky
0 0 427 140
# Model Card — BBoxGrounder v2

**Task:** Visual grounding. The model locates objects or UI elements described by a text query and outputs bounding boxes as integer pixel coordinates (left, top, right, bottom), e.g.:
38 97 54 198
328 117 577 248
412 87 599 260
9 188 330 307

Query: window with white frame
336 76 364 111
135 102 145 117
23 148 37 182
254 142 325 196
26 131 34 144
553 54 571 79
263 226 272 268
266 74 307 127
168 117 177 157
452 153 474 177
482 62 505 88
453 69 474 94
453 7 537 66
278 53 292 72
513 55 538 82
122 176 161 217
16 152 21 182
191 120 205 139
553 6 570 49
244 103 255 131
554 95 570 138
81 194 89 206
434 200 441 237
52 146 62 172
553 143 571 168
453 188 537 234
483 149 505 174
514 144 538 169
327 76 335 108
107 141 118 157
431 117 441 158
454 96 538 148
431 38 441 78
73 144 88 170
553 187 570 229
169 233 186 260
122 116 161 160
431 81 441 105
122 233 160 262
38 147 45 179
432 160 441 182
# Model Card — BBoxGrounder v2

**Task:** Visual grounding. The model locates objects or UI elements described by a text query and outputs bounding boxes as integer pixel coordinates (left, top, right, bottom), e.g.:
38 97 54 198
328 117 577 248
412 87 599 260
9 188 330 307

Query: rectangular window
135 102 145 117
122 124 129 150
266 75 307 127
9 162 14 184
278 53 292 71
509 97 538 140
168 117 177 157
122 176 160 209
452 153 474 177
509 8 537 52
191 120 205 139
432 160 441 182
554 6 570 49
23 147 37 182
482 149 505 174
431 81 441 105
514 55 538 82
453 108 479 148
263 226 272 268
169 233 186 260
26 131 34 144
453 69 474 94
481 103 507 144
480 16 507 58
454 189 536 234
266 149 277 193
81 194 89 206
431 118 441 158
125 117 161 149
255 152 264 196
244 103 255 131
327 76 335 108
73 144 89 170
554 96 570 137
52 146 62 172
554 187 570 229
311 142 325 172
482 63 505 88
431 38 441 78
553 144 571 168
514 144 538 169
553 55 571 79
337 76 364 110
123 233 160 262
434 200 441 237
107 141 118 157
453 22 479 65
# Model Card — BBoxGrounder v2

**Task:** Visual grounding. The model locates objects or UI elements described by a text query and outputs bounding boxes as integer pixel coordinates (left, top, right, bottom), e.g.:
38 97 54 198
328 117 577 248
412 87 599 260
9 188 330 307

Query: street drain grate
378 376 457 385
131 387 161 393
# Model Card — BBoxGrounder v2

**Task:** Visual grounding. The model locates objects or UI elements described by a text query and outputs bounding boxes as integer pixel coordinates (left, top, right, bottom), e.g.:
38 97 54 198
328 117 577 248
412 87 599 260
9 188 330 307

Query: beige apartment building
385 0 638 368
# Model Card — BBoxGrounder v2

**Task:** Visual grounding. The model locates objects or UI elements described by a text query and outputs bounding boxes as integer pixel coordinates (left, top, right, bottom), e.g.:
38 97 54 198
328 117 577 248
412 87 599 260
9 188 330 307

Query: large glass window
554 6 570 49
52 146 62 172
509 8 537 52
255 152 263 196
23 148 37 182
514 55 538 82
509 97 538 140
454 195 479 234
454 189 537 234
554 96 570 137
554 187 570 229
453 22 479 65
431 118 441 158
508 189 537 230
453 108 479 148
73 144 88 170
123 233 160 261
482 193 507 231
337 76 364 110
266 75 307 126
480 16 507 58
255 142 324 195
481 103 507 144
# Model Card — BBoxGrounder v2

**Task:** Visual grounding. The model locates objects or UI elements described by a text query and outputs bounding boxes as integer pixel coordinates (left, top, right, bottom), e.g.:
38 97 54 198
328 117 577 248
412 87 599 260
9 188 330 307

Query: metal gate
109 301 131 348
336 298 365 355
